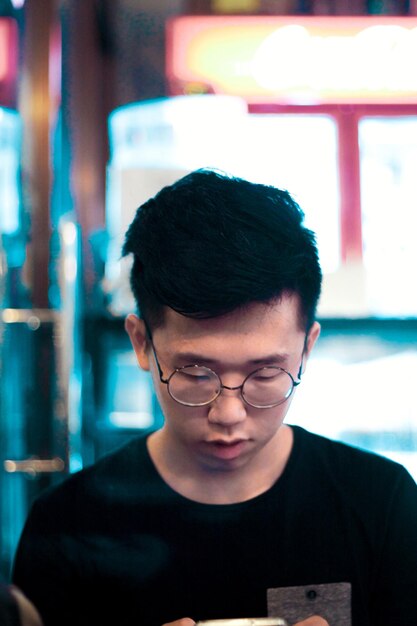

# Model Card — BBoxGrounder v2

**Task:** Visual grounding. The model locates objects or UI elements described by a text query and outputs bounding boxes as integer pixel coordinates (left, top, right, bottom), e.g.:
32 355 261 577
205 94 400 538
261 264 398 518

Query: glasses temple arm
142 318 167 383
295 337 308 384
295 331 311 383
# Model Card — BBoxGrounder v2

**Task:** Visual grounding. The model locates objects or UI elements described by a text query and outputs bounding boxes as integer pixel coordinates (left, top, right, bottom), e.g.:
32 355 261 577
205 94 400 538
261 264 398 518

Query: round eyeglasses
151 346 302 409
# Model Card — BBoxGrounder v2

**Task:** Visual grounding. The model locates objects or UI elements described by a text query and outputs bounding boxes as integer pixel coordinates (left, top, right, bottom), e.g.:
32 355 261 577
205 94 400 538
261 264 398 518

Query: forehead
151 296 305 359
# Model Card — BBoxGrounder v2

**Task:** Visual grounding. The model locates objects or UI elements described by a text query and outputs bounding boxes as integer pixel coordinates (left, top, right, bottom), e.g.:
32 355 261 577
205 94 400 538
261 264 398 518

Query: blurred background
1 0 417 578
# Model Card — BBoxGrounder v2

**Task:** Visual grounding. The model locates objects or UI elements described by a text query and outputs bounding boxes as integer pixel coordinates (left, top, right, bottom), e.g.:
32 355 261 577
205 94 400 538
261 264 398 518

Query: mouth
205 438 249 460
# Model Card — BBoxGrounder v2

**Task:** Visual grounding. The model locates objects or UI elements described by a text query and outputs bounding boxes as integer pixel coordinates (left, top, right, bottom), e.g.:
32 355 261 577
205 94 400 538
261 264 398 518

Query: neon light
0 22 9 80
0 18 18 103
167 17 417 103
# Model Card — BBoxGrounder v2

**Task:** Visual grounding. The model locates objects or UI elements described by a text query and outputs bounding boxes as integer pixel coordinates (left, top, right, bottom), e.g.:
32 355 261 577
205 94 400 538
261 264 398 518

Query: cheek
152 388 178 426
149 361 170 402
152 382 208 429
152 379 168 406
254 404 290 433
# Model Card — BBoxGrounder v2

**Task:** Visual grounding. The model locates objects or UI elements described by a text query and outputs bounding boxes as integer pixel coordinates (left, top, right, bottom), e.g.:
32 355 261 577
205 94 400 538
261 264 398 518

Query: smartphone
197 617 288 626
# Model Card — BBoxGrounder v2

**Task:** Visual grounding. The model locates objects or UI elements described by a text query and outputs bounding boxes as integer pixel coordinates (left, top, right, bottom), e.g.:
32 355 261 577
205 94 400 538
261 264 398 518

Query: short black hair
122 169 322 330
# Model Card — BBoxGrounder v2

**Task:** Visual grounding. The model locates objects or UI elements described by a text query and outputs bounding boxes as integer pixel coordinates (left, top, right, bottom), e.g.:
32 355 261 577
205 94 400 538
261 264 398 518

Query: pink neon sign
0 18 18 106
167 16 417 103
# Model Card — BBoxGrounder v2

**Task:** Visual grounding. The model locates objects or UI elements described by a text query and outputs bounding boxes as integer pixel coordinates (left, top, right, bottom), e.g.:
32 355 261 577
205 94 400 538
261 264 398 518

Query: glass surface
228 114 340 274
108 95 248 170
289 322 417 481
359 116 417 317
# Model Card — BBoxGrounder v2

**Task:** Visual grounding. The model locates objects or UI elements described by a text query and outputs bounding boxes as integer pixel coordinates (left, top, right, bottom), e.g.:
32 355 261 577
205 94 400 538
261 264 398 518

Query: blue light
0 107 22 236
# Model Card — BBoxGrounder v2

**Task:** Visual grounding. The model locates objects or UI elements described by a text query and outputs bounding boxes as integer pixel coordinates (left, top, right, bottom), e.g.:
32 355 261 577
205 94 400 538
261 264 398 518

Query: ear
301 321 321 373
125 314 151 371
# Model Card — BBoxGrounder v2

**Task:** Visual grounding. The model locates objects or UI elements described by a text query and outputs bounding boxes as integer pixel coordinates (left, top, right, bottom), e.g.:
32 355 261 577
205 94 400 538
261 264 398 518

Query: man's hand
9 586 43 626
294 618 329 626
162 620 196 626
162 617 329 626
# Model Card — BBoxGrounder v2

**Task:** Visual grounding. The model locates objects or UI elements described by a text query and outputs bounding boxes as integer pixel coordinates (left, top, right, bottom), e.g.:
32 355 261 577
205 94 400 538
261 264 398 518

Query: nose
207 387 247 426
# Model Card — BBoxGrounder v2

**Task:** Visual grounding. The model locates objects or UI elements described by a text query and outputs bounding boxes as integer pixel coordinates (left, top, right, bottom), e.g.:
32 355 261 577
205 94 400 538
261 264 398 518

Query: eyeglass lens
167 366 294 407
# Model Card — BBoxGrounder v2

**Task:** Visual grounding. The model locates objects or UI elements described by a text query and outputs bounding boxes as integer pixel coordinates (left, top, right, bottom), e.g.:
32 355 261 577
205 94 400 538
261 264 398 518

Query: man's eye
179 369 212 381
252 371 281 381
253 374 277 381
188 373 211 381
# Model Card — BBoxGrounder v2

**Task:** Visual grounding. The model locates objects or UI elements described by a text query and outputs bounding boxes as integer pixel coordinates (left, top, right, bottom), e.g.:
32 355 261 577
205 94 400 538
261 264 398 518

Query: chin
201 456 247 473
198 444 254 472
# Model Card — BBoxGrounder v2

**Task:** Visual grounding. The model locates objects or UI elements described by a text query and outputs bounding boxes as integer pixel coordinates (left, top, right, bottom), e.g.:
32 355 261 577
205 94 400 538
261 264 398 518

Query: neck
147 425 293 505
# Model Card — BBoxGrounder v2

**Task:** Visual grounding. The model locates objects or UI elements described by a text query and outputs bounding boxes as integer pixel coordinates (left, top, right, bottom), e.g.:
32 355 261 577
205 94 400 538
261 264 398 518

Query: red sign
167 16 417 103
0 18 18 106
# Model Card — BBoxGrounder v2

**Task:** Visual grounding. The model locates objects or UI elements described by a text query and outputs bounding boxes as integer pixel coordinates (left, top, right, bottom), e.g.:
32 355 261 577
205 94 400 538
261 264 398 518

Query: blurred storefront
1 0 417 577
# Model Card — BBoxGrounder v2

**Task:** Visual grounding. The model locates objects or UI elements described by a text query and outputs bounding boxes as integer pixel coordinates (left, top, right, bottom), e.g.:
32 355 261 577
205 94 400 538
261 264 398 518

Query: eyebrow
172 352 291 366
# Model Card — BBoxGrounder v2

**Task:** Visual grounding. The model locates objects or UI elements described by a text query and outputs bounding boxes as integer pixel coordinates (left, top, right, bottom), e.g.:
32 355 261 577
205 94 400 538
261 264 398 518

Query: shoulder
289 426 417 539
28 434 151 527
291 425 416 496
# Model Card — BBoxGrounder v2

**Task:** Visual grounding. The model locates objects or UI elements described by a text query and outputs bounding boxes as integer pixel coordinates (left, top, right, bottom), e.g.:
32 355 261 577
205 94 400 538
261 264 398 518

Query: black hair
122 169 322 330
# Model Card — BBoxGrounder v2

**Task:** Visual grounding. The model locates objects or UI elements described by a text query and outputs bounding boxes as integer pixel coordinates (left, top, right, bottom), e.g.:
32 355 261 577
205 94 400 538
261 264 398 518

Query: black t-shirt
12 426 417 626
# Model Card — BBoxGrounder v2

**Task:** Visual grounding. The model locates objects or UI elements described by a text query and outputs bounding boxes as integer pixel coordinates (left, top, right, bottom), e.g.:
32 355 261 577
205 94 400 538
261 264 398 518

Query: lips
208 439 246 446
205 438 249 460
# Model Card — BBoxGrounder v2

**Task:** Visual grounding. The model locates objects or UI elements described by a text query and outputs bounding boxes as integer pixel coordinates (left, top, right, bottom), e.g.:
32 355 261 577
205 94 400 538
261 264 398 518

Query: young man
13 170 417 626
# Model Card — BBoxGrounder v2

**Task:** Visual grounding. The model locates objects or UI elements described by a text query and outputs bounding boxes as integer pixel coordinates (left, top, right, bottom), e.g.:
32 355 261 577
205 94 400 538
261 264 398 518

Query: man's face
126 294 320 473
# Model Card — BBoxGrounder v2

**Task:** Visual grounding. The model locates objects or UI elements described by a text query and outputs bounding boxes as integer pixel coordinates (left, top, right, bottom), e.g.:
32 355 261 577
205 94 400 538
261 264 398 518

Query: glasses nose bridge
218 381 245 401
221 382 243 392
